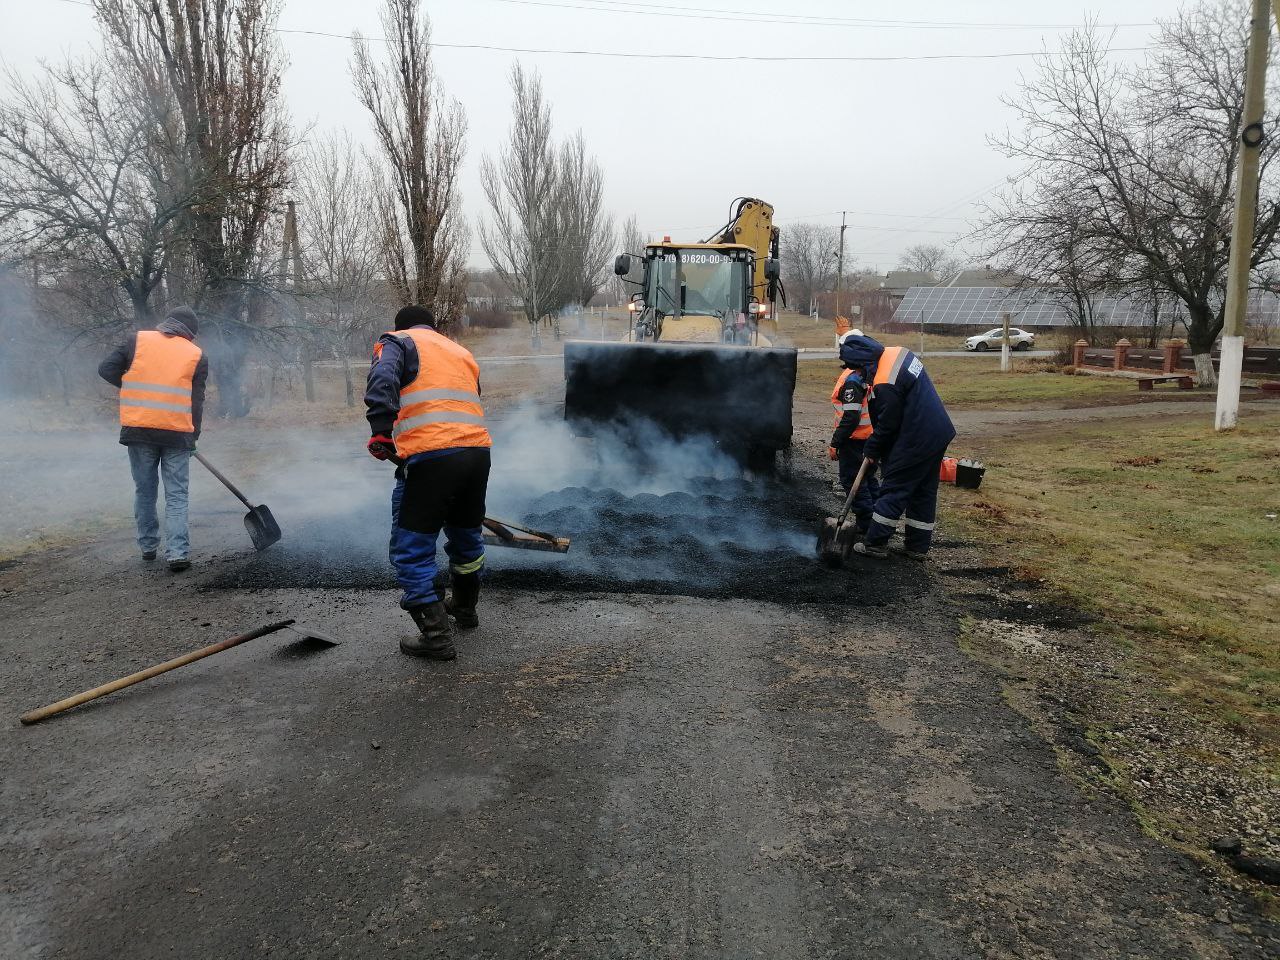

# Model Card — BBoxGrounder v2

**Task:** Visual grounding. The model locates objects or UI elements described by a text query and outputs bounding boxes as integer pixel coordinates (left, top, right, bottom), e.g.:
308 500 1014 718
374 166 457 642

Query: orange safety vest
388 327 493 457
870 346 910 393
119 330 202 433
831 368 873 440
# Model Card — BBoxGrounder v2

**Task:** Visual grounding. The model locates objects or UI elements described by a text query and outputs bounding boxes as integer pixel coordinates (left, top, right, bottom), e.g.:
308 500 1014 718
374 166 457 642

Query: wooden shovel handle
19 619 296 725
836 458 872 526
194 452 254 510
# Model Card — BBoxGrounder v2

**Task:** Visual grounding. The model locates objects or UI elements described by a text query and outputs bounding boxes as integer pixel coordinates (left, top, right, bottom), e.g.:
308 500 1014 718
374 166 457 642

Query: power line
43 2 1154 63
272 29 1151 63
485 0 1156 31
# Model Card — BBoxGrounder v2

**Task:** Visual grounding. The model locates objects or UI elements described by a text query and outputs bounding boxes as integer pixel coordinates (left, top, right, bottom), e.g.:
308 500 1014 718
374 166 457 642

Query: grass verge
947 410 1280 745
797 355 1142 410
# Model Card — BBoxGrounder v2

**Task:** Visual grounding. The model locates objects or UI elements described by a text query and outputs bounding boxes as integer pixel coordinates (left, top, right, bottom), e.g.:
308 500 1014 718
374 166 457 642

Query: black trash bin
955 459 985 490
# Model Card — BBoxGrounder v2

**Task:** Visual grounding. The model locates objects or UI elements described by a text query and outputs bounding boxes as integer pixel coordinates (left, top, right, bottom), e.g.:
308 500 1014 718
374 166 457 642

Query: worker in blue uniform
836 334 956 560
365 306 492 660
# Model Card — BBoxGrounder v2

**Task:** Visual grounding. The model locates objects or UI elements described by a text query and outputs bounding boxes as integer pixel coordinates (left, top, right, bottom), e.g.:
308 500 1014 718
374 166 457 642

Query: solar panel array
891 286 1280 328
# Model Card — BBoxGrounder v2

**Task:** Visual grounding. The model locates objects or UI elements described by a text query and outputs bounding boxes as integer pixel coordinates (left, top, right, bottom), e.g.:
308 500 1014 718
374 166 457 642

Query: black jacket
98 329 208 449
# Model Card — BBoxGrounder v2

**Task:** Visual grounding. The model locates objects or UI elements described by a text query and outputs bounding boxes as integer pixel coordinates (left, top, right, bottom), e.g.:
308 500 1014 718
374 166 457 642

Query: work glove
827 446 839 461
367 435 396 461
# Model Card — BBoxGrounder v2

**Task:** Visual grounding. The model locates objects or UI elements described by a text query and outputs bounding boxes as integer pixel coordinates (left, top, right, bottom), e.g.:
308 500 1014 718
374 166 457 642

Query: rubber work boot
142 550 157 562
852 542 888 559
445 572 480 629
168 558 191 572
403 601 456 660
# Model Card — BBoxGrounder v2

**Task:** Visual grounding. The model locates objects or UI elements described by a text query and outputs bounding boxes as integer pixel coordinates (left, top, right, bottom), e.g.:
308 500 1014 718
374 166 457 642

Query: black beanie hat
394 305 435 331
166 305 199 334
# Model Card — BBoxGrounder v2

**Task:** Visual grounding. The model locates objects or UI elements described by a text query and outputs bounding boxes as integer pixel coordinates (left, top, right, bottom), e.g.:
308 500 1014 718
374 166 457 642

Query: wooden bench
1137 375 1193 391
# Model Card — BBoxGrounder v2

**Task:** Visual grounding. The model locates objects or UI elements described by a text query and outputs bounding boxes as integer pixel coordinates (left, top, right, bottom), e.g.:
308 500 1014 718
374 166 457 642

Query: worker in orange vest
98 306 208 572
365 306 492 661
838 334 956 560
827 332 880 534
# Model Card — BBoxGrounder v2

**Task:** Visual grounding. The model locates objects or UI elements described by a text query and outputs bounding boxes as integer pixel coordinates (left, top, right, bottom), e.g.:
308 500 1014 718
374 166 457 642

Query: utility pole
1216 0 1272 430
834 211 848 318
280 201 312 402
1000 312 1012 372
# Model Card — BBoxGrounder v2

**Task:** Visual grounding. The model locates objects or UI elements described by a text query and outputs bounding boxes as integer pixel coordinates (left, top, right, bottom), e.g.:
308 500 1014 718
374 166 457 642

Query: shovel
18 620 340 725
368 442 571 553
816 458 872 568
195 451 282 551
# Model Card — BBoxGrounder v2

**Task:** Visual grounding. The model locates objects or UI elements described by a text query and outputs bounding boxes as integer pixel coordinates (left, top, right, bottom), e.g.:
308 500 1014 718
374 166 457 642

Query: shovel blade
817 517 843 568
833 520 859 560
244 505 282 551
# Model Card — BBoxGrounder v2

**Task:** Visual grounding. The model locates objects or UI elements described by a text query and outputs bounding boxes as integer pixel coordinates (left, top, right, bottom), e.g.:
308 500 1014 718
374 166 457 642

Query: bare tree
479 63 565 344
981 184 1114 342
353 0 468 332
784 222 839 316
97 0 293 415
0 55 196 328
610 214 645 304
897 243 962 281
296 133 387 406
555 131 614 310
985 5 1280 384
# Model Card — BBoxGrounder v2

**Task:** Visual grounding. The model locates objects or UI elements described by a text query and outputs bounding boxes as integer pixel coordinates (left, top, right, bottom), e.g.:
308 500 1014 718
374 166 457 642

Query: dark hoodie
98 309 208 449
838 334 955 467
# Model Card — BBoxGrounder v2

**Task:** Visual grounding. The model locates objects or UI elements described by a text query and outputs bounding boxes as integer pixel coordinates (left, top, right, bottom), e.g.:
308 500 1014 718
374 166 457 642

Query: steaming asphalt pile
203 409 939 604
206 472 933 607
489 478 928 604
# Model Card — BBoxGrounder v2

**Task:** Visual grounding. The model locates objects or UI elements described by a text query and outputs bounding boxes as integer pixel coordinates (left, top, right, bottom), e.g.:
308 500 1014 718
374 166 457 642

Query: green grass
797 355 1142 410
948 411 1280 744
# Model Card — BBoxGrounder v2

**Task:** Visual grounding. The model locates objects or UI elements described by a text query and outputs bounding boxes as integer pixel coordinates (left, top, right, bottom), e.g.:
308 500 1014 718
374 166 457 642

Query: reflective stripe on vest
872 346 911 391
390 327 493 456
831 368 873 440
119 331 201 433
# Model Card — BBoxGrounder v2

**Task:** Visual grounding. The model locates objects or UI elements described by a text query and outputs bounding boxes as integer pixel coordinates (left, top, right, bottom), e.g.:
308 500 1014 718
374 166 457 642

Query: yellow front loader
563 198 797 467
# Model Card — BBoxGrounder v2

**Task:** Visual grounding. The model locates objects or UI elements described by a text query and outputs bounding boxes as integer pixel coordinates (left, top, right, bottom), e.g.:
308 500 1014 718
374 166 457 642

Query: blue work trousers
864 450 947 553
837 438 881 533
127 443 192 561
389 450 488 610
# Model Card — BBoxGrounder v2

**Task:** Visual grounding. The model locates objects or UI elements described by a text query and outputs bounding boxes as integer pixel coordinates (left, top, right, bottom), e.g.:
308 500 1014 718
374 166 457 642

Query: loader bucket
563 340 797 456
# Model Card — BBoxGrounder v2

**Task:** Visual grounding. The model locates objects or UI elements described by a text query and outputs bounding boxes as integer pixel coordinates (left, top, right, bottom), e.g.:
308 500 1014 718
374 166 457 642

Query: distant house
942 267 1026 288
466 273 521 311
878 271 938 304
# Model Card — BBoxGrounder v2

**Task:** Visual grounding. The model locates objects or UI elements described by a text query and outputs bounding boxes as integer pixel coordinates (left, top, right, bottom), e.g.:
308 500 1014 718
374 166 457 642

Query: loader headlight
749 302 766 314
628 300 643 313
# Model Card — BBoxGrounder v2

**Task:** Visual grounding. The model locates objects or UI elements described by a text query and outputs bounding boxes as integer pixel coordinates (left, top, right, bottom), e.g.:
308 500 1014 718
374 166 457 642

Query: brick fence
1073 339 1280 377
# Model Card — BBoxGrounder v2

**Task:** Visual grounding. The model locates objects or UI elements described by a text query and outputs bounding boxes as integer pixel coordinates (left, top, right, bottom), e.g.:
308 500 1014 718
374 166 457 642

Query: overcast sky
2 0 1186 271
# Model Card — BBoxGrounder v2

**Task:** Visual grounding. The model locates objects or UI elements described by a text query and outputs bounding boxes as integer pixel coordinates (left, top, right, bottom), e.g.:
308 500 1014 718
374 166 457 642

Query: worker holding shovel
827 329 880 537
98 306 208 573
365 306 492 661
839 334 956 562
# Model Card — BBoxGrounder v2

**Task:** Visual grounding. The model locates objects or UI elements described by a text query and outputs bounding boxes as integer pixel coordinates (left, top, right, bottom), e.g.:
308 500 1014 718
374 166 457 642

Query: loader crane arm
704 197 784 314
563 195 796 471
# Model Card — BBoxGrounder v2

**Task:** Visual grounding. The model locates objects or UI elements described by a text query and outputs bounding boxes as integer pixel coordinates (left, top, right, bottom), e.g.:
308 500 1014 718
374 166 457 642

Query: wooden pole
19 621 296 725
1216 0 1272 430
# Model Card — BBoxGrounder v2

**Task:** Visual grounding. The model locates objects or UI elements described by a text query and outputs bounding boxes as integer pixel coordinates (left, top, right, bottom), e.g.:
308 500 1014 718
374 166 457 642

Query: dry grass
796 355 1141 410
947 411 1280 743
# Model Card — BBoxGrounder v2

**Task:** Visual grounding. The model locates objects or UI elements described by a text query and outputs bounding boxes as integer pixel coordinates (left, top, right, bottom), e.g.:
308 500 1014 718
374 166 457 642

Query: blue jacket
840 336 954 467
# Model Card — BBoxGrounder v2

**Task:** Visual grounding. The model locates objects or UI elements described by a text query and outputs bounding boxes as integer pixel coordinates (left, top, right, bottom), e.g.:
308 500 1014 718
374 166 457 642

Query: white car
964 327 1036 351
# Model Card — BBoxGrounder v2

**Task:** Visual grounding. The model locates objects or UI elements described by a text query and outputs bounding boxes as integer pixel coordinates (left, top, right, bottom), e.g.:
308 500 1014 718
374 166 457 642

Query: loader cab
626 244 762 345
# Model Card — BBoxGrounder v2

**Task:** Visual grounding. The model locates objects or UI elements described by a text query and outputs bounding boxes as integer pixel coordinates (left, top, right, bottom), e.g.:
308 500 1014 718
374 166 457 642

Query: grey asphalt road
1 423 1276 959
